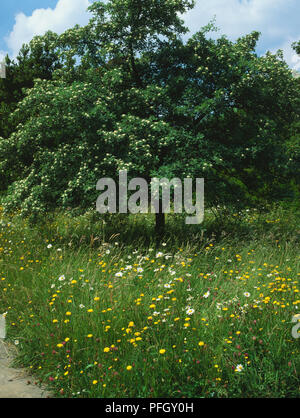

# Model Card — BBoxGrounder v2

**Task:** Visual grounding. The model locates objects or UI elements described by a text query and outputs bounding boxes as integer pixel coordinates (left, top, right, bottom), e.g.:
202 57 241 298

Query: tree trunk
155 198 165 242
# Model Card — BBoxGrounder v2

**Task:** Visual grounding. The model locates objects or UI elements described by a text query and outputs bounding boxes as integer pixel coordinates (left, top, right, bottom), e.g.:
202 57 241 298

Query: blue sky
0 1 54 50
0 0 299 70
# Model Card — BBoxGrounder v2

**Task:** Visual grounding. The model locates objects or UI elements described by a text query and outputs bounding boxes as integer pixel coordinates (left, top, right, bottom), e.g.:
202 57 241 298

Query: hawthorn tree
1 0 299 235
0 0 195 228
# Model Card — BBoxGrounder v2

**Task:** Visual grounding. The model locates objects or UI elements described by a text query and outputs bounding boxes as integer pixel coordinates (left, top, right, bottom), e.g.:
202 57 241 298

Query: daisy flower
235 364 244 372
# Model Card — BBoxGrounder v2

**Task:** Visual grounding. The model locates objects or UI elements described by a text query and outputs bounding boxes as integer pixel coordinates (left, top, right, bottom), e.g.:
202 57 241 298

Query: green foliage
292 40 300 56
0 32 62 139
0 0 299 217
286 41 300 188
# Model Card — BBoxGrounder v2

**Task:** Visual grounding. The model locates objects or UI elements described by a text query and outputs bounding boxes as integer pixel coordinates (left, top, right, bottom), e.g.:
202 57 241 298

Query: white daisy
186 308 195 315
235 364 244 372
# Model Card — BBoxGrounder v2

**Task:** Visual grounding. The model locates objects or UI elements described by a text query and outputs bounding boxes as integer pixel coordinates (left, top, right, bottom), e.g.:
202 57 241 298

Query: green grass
0 205 299 398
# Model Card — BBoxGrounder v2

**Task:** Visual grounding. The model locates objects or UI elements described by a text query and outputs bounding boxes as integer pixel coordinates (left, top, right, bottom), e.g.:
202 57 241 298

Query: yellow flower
66 312 71 316
103 347 110 353
93 380 98 385
198 341 205 346
126 365 132 371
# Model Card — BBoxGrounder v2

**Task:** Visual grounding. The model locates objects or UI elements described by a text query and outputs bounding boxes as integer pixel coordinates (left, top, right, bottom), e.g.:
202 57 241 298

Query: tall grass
0 205 299 397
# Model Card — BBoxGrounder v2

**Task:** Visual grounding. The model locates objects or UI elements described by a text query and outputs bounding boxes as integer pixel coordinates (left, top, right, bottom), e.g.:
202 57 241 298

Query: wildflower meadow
0 0 299 400
0 206 299 398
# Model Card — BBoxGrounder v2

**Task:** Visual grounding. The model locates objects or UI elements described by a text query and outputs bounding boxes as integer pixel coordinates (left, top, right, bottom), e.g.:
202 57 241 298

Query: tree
0 31 62 137
1 1 299 236
1 0 197 234
148 31 299 205
0 32 62 189
284 41 300 193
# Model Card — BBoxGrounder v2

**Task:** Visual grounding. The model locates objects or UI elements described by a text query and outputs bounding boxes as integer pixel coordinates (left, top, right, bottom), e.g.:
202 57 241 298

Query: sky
0 0 299 70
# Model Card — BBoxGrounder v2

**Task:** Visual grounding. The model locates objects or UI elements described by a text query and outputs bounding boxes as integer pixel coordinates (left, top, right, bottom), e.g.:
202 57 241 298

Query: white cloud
291 54 300 72
5 0 92 58
272 39 300 71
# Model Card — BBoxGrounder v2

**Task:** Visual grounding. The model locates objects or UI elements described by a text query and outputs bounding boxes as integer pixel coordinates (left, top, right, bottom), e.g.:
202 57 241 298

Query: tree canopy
0 0 299 229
